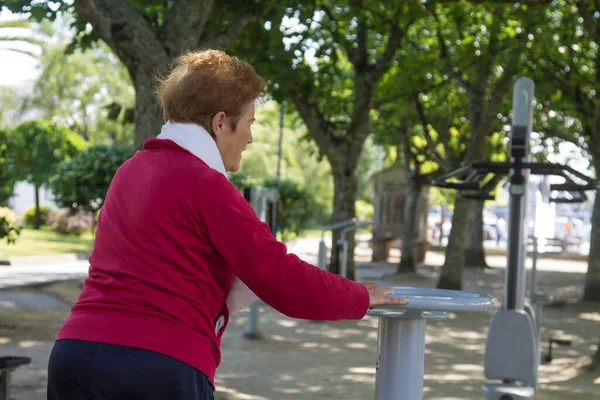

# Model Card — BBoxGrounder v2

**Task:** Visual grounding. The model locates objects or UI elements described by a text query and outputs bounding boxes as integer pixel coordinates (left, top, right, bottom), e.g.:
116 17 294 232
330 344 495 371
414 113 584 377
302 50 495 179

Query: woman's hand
362 281 409 309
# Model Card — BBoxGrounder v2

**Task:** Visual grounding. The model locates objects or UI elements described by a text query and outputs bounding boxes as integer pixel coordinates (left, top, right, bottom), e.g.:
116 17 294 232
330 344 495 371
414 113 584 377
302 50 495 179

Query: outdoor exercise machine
242 186 279 340
316 218 373 278
368 287 493 399
316 218 358 271
432 77 599 399
338 220 372 278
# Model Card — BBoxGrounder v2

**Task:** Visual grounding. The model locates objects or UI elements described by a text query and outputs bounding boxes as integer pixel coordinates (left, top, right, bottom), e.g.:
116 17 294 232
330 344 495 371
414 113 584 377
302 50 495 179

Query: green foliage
355 200 374 221
8 119 85 186
22 205 53 227
0 128 17 206
262 178 315 242
29 38 135 144
0 207 20 244
49 144 133 215
228 172 260 191
229 101 334 222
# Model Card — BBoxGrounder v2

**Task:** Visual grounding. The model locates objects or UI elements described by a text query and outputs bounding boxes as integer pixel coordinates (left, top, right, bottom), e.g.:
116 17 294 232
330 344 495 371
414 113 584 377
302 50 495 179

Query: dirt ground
1 251 599 400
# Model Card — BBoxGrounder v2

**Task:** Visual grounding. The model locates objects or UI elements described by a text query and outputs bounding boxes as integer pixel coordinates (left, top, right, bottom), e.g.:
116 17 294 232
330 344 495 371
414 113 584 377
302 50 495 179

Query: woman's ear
211 111 227 140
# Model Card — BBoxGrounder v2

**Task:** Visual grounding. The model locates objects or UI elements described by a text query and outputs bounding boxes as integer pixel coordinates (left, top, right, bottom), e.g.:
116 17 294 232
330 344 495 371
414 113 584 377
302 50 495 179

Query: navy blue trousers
47 340 214 400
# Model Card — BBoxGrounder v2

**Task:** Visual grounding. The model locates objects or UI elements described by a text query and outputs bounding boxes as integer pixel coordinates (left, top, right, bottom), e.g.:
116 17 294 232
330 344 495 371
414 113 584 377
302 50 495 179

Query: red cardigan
56 138 370 384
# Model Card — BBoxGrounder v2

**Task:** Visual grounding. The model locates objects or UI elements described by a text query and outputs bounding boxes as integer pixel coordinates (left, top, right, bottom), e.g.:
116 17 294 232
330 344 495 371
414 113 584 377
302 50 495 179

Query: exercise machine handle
549 183 599 192
431 180 480 190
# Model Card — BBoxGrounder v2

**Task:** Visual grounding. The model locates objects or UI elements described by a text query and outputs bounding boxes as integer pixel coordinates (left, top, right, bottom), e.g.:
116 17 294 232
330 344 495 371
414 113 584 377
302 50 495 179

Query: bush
0 207 20 244
228 171 260 190
48 208 94 235
262 178 315 242
22 205 54 227
49 144 132 215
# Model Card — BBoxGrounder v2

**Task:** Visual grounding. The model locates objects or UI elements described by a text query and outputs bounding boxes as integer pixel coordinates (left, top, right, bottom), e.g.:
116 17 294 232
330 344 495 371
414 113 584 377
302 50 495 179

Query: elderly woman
47 50 407 400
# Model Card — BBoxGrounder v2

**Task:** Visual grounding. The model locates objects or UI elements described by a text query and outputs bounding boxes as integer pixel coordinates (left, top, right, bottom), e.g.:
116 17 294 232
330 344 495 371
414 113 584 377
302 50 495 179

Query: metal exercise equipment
338 220 372 278
432 77 599 399
316 219 373 278
368 287 493 399
527 236 572 365
0 356 31 400
316 219 358 271
242 187 279 340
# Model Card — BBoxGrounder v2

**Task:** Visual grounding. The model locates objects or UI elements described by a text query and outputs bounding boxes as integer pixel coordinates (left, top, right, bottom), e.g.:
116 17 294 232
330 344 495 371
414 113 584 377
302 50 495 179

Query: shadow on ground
0 259 597 400
215 262 599 400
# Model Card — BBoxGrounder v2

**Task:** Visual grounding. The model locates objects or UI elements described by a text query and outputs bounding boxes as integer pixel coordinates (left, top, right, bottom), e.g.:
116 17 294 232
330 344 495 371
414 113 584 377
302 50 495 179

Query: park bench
0 356 31 400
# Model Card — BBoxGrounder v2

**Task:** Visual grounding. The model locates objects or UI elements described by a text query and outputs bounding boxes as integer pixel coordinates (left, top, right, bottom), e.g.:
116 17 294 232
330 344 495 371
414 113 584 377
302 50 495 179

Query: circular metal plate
368 286 493 314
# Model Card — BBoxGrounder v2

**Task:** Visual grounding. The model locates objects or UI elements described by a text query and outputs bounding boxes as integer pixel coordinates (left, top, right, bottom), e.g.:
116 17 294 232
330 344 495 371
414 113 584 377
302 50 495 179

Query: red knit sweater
56 138 370 384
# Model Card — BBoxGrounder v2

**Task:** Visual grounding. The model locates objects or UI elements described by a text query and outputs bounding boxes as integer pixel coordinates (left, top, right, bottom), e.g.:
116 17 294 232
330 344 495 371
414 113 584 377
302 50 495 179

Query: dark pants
48 340 214 400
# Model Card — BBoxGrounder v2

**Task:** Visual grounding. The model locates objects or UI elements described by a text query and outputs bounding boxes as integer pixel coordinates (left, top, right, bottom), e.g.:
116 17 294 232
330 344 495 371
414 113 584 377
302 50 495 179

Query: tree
26 38 135 144
49 143 132 234
371 96 440 274
7 119 85 228
1 0 279 149
419 2 544 289
234 0 427 279
0 128 16 206
463 132 508 268
526 0 600 303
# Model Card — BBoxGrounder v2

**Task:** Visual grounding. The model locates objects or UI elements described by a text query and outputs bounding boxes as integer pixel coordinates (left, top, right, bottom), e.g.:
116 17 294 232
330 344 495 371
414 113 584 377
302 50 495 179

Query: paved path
0 260 90 289
0 236 589 290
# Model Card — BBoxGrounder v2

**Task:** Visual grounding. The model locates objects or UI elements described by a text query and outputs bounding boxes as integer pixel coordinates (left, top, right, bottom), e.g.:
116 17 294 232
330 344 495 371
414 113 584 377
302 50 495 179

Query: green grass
281 226 373 241
0 225 371 259
0 227 94 259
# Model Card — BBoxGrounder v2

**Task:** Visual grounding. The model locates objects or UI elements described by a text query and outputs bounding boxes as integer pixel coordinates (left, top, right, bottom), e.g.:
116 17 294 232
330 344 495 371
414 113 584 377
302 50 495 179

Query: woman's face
212 101 255 172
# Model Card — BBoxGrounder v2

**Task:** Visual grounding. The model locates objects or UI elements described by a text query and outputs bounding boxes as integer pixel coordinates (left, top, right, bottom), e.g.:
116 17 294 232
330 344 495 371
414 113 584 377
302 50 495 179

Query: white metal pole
375 317 427 400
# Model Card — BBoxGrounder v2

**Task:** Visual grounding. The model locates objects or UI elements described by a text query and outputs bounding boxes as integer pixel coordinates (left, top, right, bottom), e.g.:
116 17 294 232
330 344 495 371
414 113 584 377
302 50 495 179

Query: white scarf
157 122 258 313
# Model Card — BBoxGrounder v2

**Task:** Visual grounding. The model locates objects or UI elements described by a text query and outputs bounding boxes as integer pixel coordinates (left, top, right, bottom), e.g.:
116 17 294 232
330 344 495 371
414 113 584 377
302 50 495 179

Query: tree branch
427 4 470 90
370 17 415 83
288 89 337 156
543 125 586 149
161 0 214 57
412 93 451 171
354 4 369 74
73 0 168 80
474 6 502 91
372 78 452 109
199 11 258 49
321 5 355 61
575 0 600 42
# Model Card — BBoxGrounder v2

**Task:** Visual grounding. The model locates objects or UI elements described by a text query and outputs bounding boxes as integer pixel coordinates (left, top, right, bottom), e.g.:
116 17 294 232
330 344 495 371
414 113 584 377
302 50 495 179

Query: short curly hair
156 49 266 135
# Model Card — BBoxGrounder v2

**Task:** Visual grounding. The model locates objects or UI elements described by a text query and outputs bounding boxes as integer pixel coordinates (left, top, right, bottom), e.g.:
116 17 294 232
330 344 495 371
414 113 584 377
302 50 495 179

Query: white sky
0 9 39 87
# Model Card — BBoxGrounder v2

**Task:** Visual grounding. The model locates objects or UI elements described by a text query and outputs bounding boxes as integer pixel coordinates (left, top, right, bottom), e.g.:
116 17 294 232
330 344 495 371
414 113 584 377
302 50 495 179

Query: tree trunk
133 74 166 149
398 180 420 273
465 200 489 268
590 341 600 371
584 191 600 302
34 182 41 230
437 195 471 289
329 167 358 280
584 102 600 302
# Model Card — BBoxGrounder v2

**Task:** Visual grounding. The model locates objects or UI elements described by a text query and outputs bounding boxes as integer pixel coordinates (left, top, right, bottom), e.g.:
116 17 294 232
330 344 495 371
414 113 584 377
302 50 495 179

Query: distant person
564 220 573 239
46 50 408 400
496 218 506 247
